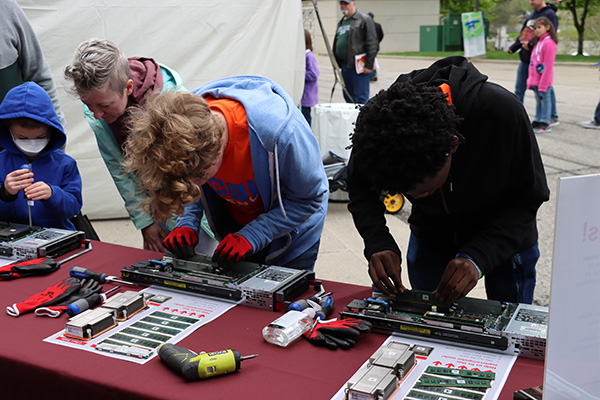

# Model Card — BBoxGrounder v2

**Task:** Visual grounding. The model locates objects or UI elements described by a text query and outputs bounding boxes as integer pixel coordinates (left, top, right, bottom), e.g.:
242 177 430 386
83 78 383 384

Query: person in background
302 29 319 127
123 76 329 270
347 56 549 305
333 0 378 104
367 11 384 82
527 17 558 133
580 96 600 130
0 0 65 126
508 0 558 127
64 38 185 251
0 82 82 230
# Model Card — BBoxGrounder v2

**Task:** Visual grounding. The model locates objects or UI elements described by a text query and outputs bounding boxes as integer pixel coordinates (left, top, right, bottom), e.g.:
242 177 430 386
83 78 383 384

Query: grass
383 50 600 64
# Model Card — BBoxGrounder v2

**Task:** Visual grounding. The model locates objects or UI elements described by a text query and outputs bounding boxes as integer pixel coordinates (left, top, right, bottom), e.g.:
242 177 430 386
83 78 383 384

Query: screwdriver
69 266 138 286
288 281 329 312
308 295 335 336
158 343 258 381
20 164 33 228
315 295 334 320
66 285 121 317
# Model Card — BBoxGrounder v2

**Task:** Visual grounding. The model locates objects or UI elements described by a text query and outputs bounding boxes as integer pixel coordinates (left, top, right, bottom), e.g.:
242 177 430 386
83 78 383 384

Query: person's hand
368 250 405 296
520 40 529 50
538 91 545 101
363 67 373 74
3 167 33 196
162 226 197 258
142 222 168 252
212 233 253 265
434 257 479 303
23 181 51 201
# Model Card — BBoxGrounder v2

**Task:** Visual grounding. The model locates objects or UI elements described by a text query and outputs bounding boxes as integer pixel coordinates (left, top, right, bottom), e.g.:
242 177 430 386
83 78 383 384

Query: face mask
12 137 50 157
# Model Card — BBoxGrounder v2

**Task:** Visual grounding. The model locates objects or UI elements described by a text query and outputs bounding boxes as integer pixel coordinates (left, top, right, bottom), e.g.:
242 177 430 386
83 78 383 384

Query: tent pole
310 0 354 103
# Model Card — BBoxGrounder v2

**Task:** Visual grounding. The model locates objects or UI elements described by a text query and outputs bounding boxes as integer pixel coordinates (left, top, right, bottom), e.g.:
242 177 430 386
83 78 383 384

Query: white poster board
461 11 486 58
544 174 600 399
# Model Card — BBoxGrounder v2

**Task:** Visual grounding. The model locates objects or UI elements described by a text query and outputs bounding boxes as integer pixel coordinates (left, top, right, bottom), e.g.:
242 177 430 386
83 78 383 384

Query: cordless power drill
158 343 258 381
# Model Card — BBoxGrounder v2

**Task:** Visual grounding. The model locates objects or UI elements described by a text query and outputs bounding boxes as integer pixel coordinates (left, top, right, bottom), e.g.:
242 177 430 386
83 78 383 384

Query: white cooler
311 103 361 202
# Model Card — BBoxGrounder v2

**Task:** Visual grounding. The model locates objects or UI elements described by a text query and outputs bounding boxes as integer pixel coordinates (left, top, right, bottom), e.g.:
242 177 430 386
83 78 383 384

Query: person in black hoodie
347 56 549 304
508 0 558 120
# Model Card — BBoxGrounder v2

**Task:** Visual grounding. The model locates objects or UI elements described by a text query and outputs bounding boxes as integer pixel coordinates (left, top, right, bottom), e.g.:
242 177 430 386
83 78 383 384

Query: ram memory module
419 377 491 388
425 366 495 380
410 385 485 400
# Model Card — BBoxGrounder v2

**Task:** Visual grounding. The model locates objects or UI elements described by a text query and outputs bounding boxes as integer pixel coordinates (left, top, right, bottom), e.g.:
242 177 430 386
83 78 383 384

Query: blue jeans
301 106 312 126
594 99 600 124
532 86 552 124
406 234 538 304
340 62 370 104
514 61 529 103
549 86 558 120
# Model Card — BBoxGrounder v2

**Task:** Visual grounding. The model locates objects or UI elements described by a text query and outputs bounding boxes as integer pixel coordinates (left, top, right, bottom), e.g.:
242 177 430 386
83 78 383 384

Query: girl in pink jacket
527 16 558 133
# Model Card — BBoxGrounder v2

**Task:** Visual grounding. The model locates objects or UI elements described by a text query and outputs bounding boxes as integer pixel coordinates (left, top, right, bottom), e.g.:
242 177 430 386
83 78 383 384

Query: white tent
18 0 305 219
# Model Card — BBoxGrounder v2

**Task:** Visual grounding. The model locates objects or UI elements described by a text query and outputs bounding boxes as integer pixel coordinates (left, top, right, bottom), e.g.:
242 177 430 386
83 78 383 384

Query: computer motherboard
121 254 314 311
340 290 547 360
0 221 86 261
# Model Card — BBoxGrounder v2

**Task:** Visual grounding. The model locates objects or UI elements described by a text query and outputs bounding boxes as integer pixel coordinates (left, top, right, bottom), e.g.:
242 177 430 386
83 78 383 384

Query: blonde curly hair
123 91 223 221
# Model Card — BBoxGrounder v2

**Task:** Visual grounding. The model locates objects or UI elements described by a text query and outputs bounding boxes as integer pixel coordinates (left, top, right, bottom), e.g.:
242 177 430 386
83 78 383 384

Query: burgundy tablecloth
0 241 543 399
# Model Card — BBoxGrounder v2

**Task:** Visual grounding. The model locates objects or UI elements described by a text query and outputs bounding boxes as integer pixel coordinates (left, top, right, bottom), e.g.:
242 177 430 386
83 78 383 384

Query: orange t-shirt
205 97 264 225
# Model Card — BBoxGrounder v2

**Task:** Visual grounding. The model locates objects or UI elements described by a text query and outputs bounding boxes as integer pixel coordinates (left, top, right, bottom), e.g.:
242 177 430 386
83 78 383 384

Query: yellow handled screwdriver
158 343 258 381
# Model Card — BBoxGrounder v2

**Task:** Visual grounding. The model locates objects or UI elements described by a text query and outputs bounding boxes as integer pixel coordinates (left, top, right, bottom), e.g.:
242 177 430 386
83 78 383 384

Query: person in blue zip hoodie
123 76 328 270
0 82 82 230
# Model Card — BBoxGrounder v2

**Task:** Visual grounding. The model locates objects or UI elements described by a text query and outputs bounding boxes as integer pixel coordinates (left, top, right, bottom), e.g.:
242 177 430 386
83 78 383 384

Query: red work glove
6 277 82 317
0 257 58 280
163 227 198 259
212 233 253 265
303 318 372 350
35 279 102 318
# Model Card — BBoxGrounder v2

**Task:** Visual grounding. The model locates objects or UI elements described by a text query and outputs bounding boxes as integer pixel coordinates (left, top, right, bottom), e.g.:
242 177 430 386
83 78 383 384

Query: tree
441 0 498 15
559 0 599 55
441 0 511 22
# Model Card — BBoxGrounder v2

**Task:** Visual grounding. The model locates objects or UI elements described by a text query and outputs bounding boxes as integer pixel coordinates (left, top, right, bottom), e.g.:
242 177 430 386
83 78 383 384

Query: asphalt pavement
314 53 600 306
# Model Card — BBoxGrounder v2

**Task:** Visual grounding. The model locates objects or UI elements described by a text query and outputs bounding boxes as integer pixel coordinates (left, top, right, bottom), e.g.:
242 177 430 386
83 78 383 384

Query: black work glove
303 318 372 350
35 278 103 317
163 227 198 259
0 257 58 280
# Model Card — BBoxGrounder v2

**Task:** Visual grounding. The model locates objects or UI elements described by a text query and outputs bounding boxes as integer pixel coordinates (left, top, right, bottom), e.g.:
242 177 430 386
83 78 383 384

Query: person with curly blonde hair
64 38 186 252
124 76 328 270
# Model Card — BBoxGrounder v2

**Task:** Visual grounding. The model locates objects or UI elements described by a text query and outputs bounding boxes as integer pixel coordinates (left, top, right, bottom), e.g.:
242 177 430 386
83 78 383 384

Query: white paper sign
462 12 486 58
544 175 600 399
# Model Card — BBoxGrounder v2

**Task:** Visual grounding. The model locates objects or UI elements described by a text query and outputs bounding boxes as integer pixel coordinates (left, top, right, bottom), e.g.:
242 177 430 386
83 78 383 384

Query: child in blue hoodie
0 82 82 230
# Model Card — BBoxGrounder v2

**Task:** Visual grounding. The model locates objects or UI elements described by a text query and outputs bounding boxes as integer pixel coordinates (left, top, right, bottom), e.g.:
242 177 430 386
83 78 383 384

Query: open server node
0 221 86 261
340 290 547 360
121 254 314 311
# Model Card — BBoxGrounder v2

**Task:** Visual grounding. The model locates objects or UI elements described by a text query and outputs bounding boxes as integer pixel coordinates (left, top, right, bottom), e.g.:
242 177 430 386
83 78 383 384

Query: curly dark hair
350 80 463 194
